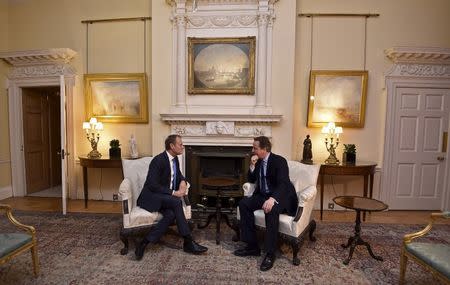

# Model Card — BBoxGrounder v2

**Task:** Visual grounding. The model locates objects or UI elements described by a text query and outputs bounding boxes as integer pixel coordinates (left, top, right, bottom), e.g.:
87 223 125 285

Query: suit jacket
248 152 298 216
137 151 186 212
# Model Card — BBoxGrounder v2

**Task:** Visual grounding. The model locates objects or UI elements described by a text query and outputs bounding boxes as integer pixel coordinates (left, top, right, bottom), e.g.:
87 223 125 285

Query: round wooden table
333 195 388 265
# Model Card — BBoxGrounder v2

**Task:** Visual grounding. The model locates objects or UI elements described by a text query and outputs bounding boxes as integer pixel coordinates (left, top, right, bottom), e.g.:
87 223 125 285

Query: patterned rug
0 211 448 285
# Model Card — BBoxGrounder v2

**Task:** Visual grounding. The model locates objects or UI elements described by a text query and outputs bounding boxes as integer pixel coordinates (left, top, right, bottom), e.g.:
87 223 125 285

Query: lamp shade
95 122 104 130
82 122 90 130
89 117 97 125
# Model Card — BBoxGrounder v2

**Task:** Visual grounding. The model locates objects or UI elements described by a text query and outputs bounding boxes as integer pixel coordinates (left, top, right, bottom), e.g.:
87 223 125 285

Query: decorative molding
161 113 282 123
0 48 76 66
167 0 279 6
187 15 257 28
387 64 450 78
206 121 235 135
385 47 450 78
0 48 77 79
0 160 11 164
385 47 450 65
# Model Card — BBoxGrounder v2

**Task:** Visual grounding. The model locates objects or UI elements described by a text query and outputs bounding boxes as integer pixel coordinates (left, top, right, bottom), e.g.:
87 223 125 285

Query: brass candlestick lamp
82 117 103 158
321 122 343 165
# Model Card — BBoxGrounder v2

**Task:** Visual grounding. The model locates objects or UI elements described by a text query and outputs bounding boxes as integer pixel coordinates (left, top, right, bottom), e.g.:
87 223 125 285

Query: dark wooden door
22 89 50 193
48 91 61 186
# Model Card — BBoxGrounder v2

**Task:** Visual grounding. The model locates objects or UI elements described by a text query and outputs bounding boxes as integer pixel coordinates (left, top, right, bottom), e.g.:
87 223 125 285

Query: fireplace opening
185 145 252 209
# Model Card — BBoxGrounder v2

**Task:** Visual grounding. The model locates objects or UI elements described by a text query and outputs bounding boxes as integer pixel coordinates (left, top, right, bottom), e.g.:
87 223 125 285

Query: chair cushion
406 242 450 279
128 206 163 228
253 210 296 236
287 161 320 204
0 233 32 258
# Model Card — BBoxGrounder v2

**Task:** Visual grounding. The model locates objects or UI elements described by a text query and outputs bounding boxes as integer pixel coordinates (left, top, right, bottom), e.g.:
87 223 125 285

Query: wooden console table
78 156 123 208
319 162 377 221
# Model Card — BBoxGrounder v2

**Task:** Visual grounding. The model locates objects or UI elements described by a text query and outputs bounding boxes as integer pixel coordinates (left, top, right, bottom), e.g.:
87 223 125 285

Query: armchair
118 157 192 255
400 212 450 284
234 161 321 265
0 204 39 276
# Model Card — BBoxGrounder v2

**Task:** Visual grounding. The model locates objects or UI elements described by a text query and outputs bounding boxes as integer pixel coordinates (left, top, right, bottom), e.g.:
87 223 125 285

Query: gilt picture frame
84 73 148 123
187 36 256 95
307 70 368 128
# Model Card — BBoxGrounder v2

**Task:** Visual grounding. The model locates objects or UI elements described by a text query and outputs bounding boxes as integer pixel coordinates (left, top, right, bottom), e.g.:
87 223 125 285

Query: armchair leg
292 239 300 266
309 220 317 242
31 245 39 276
399 250 408 284
120 228 129 255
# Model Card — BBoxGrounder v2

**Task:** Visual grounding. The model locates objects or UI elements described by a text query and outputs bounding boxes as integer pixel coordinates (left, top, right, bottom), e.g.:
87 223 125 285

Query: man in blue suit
135 134 207 260
234 136 298 271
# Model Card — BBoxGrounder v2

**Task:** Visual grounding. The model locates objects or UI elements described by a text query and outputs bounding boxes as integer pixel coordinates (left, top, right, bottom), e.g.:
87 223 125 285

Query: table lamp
321 122 343 165
83 117 103 158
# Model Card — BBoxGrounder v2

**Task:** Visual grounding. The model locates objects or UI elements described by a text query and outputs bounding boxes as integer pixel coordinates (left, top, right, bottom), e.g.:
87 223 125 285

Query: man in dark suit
135 134 208 260
234 136 298 271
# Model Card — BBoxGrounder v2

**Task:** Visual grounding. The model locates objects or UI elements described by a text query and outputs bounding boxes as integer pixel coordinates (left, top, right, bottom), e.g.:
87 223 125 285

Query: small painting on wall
188 36 256 95
84 73 148 123
307 70 368 128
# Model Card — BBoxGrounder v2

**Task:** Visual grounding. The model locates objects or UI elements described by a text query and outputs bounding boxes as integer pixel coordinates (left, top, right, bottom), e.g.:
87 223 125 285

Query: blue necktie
260 160 268 194
172 158 177 190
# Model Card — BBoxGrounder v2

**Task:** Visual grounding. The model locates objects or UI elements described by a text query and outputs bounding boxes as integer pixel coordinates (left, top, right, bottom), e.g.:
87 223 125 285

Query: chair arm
118 178 132 201
297 185 316 207
0 204 36 236
242 183 256 197
403 212 449 244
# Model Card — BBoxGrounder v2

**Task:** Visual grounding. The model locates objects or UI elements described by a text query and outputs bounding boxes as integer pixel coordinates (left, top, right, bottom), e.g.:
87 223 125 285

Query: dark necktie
172 158 177 190
260 160 268 194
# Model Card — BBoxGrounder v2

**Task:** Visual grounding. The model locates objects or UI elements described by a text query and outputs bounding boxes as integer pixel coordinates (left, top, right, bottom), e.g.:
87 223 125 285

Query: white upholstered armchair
118 157 192 255
234 161 321 265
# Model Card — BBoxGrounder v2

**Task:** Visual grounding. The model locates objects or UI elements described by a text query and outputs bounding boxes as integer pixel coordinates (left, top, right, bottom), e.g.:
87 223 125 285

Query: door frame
7 76 75 199
382 47 450 210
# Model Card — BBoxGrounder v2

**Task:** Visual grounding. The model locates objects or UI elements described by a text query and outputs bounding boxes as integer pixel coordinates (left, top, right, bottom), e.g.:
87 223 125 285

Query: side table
197 177 237 245
320 162 377 221
333 195 388 265
78 156 123 208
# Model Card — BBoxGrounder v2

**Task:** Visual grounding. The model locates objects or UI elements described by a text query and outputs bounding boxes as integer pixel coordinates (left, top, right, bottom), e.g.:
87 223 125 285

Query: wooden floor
0 197 445 225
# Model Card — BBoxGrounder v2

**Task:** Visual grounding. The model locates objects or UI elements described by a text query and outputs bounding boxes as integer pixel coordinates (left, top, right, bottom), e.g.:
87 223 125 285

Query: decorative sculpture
130 134 139 159
301 135 313 164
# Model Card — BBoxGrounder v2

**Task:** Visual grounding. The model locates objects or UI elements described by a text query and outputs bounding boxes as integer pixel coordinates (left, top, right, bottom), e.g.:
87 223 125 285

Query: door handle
437 156 445 161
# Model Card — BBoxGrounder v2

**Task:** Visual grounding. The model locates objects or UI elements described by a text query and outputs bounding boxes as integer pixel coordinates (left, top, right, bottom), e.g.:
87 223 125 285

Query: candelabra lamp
321 122 343 165
82 117 103 158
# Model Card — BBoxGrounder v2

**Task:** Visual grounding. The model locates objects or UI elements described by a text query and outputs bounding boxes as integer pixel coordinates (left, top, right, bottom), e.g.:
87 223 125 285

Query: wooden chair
0 204 39 276
400 212 450 284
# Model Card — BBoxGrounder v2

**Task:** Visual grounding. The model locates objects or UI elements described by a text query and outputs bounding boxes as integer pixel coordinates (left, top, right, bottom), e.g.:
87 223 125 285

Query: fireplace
185 145 252 208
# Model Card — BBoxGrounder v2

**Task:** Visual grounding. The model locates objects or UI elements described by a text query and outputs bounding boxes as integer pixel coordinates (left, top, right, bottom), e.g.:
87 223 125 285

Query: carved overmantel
385 47 450 78
163 0 282 145
0 48 77 78
161 113 281 145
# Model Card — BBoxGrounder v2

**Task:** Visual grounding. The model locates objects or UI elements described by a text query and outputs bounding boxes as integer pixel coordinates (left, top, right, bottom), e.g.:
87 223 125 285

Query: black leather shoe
135 240 149 261
233 246 261 257
183 240 208 254
260 253 275 271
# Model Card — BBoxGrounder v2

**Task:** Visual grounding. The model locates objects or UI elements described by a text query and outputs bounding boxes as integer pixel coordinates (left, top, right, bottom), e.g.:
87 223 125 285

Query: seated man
234 136 298 271
135 134 208 260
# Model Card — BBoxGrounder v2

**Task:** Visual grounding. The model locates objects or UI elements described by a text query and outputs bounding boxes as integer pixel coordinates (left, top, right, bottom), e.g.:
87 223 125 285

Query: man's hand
262 197 276 214
250 154 258 172
172 181 187 197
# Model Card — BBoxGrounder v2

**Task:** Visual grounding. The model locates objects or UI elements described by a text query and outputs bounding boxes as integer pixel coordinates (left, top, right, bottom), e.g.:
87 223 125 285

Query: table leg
82 166 88 208
363 174 368 221
369 172 375 199
320 174 324 220
342 209 383 265
216 193 221 245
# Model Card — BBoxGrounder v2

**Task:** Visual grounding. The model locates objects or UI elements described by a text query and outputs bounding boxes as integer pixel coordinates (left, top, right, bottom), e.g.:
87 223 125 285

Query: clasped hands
172 181 188 198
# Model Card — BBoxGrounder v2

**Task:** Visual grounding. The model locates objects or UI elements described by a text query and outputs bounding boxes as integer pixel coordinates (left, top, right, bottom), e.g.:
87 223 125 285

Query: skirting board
0 186 13 200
